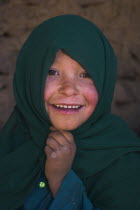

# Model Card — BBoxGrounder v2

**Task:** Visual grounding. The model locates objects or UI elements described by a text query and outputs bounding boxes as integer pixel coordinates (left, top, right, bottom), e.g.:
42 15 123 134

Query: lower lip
49 105 84 114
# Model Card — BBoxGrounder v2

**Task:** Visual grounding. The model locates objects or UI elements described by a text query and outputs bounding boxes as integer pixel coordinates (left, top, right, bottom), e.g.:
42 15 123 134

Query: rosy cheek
44 78 58 101
44 87 48 101
44 80 51 101
86 86 99 106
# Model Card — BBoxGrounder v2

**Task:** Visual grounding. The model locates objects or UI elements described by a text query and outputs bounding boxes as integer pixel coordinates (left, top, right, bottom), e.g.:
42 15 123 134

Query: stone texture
0 0 140 135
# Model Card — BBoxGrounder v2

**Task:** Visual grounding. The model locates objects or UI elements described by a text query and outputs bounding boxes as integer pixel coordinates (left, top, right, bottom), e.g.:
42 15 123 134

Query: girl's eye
48 69 59 76
80 72 91 78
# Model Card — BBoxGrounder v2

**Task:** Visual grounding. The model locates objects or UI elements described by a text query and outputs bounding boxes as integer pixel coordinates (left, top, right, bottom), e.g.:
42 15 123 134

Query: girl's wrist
48 178 63 197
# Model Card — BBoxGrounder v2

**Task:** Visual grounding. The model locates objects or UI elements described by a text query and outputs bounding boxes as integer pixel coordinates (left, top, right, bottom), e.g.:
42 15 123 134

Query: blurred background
0 0 140 136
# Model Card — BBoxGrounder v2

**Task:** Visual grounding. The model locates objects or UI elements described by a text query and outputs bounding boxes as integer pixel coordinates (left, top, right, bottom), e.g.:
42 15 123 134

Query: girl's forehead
51 50 86 71
53 50 80 63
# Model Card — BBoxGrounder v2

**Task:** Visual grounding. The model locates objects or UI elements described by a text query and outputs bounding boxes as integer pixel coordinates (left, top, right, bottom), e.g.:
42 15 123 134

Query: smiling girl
0 15 140 210
44 50 98 131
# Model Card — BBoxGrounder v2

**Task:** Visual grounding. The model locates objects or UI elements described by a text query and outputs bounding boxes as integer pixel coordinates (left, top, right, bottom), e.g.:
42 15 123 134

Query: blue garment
18 170 99 210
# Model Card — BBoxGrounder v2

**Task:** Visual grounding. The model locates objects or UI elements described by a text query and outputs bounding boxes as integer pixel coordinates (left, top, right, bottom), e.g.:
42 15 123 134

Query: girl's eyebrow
49 67 60 71
50 63 63 70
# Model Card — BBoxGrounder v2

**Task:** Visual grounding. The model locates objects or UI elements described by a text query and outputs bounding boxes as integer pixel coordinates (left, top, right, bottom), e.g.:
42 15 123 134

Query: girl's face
44 50 98 130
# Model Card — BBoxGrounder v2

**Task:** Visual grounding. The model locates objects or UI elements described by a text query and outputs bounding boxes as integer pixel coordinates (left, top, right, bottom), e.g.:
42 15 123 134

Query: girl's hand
44 126 76 196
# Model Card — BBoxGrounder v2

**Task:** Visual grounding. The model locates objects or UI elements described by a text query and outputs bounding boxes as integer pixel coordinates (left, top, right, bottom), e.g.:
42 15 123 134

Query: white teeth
54 104 81 109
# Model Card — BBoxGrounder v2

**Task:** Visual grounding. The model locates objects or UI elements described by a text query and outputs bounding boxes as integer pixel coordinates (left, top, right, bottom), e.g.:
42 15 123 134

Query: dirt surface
0 0 140 135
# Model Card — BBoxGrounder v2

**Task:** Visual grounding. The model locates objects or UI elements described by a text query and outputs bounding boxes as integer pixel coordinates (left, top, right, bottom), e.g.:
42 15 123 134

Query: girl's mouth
49 104 84 114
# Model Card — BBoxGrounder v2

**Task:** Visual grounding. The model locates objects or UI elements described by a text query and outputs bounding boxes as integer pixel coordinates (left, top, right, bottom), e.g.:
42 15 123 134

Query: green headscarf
0 14 140 210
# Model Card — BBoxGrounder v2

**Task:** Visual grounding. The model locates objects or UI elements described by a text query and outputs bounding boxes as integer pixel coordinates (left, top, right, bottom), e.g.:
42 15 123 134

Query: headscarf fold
0 14 140 209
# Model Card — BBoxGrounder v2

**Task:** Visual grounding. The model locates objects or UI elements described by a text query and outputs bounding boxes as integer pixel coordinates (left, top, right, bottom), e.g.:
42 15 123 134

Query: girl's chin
51 123 79 131
52 126 76 131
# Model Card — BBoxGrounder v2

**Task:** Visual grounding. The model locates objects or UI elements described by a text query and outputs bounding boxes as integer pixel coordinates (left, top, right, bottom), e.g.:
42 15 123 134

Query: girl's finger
49 127 75 144
45 145 56 158
51 129 74 144
58 130 74 144
47 136 62 150
48 131 71 146
50 126 57 131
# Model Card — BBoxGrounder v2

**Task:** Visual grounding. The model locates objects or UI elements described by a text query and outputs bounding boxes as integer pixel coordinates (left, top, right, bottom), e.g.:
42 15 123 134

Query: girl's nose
59 79 79 96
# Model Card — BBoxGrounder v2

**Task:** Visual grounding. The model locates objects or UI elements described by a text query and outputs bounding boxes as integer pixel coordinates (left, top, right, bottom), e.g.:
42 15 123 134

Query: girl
0 14 140 210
